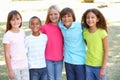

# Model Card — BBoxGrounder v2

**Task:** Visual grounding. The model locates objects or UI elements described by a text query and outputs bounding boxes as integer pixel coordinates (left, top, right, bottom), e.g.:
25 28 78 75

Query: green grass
106 21 120 80
0 21 120 80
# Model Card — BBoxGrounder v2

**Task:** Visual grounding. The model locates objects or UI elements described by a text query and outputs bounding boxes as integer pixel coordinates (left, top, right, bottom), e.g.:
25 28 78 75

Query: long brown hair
45 5 60 24
81 8 108 33
6 10 22 32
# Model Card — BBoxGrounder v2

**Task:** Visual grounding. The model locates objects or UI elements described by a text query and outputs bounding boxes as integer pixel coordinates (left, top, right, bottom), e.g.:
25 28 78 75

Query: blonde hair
45 5 60 24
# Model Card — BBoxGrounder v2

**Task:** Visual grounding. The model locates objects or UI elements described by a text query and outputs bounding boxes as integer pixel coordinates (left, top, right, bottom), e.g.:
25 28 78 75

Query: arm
3 44 15 79
99 36 108 78
40 25 46 34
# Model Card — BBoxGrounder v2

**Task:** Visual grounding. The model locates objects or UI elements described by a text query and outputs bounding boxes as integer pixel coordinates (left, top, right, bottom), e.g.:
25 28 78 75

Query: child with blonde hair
40 5 64 80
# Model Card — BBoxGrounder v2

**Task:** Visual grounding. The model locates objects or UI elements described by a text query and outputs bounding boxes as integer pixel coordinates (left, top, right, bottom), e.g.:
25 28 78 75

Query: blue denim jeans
46 60 63 80
29 67 48 80
86 65 106 80
65 62 86 80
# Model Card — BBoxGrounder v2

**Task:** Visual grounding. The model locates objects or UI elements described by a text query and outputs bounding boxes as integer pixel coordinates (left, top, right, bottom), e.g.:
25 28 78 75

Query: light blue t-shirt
59 21 86 65
25 33 47 69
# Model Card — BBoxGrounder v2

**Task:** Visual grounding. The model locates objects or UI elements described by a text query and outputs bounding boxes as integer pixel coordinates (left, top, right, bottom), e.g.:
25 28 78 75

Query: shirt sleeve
2 33 10 44
25 37 28 48
101 30 108 39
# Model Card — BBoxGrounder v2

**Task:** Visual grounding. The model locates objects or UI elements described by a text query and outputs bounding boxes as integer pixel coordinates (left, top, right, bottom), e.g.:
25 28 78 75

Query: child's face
10 14 22 29
29 18 41 33
49 8 60 24
86 12 99 28
61 13 73 28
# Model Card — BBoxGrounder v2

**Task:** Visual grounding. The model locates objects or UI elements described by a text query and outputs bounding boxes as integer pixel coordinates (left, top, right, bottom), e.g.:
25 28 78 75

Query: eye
54 13 58 15
91 16 95 19
86 16 90 19
49 13 53 16
36 23 40 26
17 18 20 20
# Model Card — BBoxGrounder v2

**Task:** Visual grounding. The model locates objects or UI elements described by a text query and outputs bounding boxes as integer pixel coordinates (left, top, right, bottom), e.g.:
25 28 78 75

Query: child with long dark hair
3 10 29 80
82 8 108 80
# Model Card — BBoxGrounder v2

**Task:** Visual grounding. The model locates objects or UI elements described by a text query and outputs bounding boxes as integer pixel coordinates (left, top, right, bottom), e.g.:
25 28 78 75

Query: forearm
101 36 108 69
4 44 13 72
5 54 13 72
101 51 108 69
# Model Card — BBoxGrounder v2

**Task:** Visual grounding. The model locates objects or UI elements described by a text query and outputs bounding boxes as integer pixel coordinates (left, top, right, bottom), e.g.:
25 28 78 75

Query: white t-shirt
25 33 47 69
2 29 28 69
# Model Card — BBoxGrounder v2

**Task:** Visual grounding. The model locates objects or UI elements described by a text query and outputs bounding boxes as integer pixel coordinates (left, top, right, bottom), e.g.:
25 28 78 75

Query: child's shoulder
40 33 48 41
98 28 107 33
25 35 31 40
83 29 88 33
19 28 25 32
42 24 46 27
72 22 82 29
73 21 82 26
41 33 47 37
4 31 10 35
98 28 108 35
42 23 51 27
41 23 51 30
3 30 14 37
3 31 11 39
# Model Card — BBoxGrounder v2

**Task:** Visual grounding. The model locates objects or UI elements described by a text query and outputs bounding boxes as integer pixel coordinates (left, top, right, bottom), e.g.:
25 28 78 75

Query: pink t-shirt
2 29 28 69
41 23 63 61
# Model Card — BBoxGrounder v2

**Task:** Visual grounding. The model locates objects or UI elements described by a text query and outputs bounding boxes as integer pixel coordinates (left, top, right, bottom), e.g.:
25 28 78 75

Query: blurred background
0 0 120 80
0 0 120 22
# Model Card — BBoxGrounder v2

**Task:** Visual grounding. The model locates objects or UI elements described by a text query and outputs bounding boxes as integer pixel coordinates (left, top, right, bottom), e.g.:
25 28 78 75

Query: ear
29 25 31 29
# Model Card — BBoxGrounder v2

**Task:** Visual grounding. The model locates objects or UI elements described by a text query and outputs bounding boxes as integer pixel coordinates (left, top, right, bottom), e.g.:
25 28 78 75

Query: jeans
29 67 48 80
46 60 63 80
86 65 106 80
65 62 86 80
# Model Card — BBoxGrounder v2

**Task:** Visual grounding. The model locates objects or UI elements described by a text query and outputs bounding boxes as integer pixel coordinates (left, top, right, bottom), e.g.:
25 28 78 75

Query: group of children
2 5 108 80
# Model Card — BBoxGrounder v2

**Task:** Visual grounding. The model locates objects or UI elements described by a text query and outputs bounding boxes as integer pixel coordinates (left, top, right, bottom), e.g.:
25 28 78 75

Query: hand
99 68 105 78
8 70 15 79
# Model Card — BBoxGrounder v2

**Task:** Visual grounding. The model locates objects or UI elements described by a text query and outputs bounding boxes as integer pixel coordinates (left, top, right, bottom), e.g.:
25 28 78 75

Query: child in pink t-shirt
2 10 29 80
40 5 64 80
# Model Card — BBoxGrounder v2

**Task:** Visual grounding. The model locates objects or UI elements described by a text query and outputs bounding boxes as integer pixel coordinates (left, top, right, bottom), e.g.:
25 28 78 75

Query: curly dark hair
81 8 108 33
